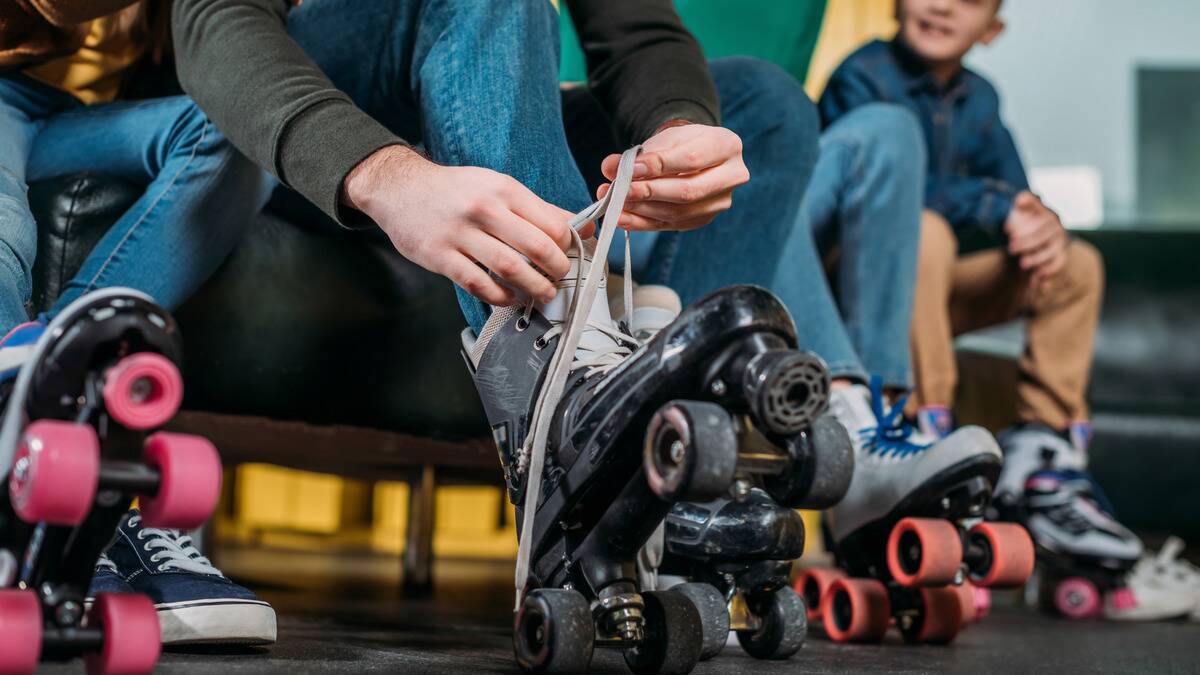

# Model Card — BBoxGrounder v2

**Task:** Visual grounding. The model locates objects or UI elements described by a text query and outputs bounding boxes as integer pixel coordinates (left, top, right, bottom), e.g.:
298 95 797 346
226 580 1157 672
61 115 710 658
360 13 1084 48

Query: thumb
1014 191 1039 210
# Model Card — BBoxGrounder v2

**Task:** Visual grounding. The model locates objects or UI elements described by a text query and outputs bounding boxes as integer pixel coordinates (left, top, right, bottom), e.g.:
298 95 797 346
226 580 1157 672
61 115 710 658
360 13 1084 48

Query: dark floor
43 549 1200 674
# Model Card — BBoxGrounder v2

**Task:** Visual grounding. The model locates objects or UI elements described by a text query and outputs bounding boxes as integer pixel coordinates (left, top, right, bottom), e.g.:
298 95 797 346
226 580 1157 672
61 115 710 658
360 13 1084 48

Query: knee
0 168 35 287
1061 239 1105 297
919 209 958 267
709 56 818 150
832 103 926 176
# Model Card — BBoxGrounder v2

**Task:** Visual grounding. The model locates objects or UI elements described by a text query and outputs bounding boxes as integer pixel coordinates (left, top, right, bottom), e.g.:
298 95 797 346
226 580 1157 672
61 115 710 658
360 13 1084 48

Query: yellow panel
434 487 517 559
806 0 897 99
371 481 410 554
234 464 344 534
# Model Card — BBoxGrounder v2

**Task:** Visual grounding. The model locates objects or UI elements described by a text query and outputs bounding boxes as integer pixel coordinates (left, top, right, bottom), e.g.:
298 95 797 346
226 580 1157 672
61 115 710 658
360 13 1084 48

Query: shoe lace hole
534 336 547 350
515 317 530 332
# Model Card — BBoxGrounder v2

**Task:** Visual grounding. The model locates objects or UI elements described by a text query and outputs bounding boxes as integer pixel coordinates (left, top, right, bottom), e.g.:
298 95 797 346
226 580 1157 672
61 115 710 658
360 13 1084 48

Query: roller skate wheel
794 567 846 623
973 584 992 620
1054 577 1101 620
671 582 729 661
623 590 703 675
643 400 737 502
736 586 807 660
513 589 594 674
0 590 42 674
887 517 963 587
954 582 977 625
85 593 160 675
820 578 890 643
103 353 183 430
967 521 1036 588
8 420 99 526
138 432 222 529
900 586 963 645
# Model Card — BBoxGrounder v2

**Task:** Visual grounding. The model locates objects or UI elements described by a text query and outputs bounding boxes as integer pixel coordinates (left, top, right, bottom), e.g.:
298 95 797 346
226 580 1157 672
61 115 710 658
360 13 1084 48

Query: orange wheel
968 522 1035 588
901 586 963 645
887 517 963 587
953 582 976 626
794 567 846 623
819 578 890 643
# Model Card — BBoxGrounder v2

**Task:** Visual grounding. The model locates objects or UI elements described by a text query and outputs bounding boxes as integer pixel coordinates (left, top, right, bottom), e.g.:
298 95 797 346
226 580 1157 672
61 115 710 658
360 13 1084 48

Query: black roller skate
0 288 221 674
648 411 853 661
463 148 834 674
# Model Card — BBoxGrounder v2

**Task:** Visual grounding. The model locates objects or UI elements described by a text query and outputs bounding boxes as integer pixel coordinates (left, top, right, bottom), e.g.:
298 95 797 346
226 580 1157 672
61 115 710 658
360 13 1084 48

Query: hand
1004 191 1068 287
595 122 749 231
343 145 576 306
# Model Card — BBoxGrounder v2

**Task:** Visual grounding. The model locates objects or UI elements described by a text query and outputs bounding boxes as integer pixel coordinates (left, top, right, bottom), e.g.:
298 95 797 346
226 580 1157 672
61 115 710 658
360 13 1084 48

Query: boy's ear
979 17 1005 46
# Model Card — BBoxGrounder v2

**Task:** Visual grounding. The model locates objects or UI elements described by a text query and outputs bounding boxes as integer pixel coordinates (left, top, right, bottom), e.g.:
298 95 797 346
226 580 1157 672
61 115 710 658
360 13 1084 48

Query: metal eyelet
515 316 530 332
534 336 548 350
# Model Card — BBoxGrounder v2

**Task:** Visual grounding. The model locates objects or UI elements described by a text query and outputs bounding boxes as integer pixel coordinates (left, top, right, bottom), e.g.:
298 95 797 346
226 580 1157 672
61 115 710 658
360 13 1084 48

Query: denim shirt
819 38 1028 236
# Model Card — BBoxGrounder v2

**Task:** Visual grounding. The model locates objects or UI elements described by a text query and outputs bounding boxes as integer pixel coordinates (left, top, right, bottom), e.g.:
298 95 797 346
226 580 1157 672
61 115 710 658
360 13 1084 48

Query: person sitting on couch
0 0 276 646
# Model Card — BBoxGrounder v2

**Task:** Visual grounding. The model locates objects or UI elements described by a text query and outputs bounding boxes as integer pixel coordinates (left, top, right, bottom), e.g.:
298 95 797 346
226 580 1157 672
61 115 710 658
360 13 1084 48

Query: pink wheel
138 432 221 529
8 420 99 526
103 353 183 430
85 593 160 675
794 567 847 623
887 517 963 587
972 584 992 621
1054 577 1101 620
0 590 42 674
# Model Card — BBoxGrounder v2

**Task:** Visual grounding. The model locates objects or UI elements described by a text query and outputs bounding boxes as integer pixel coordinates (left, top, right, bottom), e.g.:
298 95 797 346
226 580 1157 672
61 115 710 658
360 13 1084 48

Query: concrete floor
43 550 1200 674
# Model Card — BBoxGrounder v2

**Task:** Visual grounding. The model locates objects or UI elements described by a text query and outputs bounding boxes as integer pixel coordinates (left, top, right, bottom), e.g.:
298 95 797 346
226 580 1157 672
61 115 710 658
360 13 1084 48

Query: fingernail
633 163 649 178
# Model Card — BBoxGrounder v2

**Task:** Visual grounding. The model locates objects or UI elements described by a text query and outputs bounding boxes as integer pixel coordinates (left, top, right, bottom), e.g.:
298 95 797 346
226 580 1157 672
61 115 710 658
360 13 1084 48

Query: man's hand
1005 190 1068 287
595 122 749 232
343 145 575 306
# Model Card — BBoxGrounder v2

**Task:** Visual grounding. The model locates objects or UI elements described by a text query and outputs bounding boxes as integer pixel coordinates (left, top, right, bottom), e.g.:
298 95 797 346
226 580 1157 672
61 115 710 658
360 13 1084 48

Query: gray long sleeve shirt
171 0 718 225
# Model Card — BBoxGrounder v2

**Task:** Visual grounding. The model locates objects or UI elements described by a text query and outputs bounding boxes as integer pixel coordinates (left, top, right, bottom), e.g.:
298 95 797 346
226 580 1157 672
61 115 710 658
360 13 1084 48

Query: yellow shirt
25 15 145 104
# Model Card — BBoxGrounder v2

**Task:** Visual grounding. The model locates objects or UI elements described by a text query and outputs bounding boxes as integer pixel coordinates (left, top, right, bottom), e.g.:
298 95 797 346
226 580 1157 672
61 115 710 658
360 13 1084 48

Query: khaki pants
908 211 1104 430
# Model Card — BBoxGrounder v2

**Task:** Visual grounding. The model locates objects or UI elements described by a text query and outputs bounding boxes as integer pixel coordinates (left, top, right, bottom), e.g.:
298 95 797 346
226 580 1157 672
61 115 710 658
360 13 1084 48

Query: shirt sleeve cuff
634 100 720 143
275 98 407 228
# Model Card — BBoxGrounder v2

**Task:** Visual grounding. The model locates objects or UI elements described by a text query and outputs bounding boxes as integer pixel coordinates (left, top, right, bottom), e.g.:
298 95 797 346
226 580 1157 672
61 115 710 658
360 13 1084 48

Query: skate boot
0 288 221 674
796 380 1035 645
463 148 832 674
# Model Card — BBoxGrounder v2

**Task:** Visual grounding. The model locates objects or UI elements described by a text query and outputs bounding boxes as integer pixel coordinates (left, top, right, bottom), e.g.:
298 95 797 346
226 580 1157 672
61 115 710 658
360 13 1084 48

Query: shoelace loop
862 376 927 458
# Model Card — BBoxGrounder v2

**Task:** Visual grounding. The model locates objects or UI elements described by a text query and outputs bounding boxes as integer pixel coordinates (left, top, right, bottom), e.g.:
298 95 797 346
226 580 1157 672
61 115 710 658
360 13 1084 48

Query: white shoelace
129 513 221 576
513 146 642 609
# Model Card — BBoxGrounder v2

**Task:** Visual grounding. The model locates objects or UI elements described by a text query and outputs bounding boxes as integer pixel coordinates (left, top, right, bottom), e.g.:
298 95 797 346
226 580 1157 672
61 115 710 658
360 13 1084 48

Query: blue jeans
0 74 266 332
772 103 926 388
567 56 820 310
285 0 590 332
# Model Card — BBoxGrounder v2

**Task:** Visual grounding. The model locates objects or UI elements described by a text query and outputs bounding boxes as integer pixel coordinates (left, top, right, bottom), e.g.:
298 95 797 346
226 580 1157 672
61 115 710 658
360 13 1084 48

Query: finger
626 161 748 204
506 184 575 252
623 191 733 223
1008 216 1061 254
1019 240 1065 272
639 132 741 177
442 253 518 307
462 231 556 302
483 210 571 280
616 212 674 232
1013 191 1040 211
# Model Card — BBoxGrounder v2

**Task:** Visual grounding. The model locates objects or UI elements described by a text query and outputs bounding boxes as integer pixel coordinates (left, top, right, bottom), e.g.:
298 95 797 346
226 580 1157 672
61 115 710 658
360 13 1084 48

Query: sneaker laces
862 376 929 458
128 513 221 576
513 146 642 609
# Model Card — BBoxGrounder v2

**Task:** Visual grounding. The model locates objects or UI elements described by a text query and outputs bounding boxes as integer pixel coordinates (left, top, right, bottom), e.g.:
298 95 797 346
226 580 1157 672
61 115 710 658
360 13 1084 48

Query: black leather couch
28 174 1200 577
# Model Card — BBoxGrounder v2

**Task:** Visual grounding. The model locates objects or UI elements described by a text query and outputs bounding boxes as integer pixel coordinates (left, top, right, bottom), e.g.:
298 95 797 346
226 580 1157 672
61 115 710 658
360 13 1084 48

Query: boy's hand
343 145 576 307
1005 190 1068 288
595 122 749 232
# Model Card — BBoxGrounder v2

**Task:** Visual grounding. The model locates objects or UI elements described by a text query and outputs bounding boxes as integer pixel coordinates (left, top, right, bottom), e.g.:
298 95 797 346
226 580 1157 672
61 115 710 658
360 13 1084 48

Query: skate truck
464 148 848 673
0 288 222 674
797 456 1035 645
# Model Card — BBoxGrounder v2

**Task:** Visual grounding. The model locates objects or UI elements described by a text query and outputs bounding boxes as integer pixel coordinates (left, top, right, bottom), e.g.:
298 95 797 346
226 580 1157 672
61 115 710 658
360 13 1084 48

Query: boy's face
897 0 1004 64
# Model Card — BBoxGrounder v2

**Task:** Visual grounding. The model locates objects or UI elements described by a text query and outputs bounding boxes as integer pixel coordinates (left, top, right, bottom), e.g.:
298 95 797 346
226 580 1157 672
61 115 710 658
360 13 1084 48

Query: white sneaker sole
156 599 277 645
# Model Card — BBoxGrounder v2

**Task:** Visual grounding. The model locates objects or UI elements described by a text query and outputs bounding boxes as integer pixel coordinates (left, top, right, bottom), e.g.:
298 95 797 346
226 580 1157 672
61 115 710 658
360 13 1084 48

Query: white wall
965 0 1200 222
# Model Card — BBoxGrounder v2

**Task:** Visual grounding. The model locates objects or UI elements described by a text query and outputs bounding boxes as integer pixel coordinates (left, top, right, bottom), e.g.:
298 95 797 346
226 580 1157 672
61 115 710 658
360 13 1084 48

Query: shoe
994 423 1088 511
1022 470 1142 564
87 554 136 598
107 510 277 645
825 381 1001 545
1126 537 1200 621
0 321 45 384
1102 578 1194 622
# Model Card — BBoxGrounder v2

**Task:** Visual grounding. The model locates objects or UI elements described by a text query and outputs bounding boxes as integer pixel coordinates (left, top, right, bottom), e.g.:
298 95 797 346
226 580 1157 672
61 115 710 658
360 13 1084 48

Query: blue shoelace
1029 467 1119 517
860 376 930 458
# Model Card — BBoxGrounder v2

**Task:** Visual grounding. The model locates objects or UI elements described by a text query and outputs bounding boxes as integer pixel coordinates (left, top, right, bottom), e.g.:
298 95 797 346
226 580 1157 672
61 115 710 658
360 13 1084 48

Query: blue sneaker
87 554 137 600
0 321 45 384
107 510 277 645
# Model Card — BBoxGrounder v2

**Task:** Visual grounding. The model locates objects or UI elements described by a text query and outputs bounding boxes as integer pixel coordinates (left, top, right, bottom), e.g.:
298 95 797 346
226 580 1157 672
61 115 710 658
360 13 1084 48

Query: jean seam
81 119 209 294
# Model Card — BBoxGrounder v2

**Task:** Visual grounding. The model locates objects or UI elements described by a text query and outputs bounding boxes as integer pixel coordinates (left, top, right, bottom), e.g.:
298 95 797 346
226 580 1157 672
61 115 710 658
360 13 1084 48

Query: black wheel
672 582 729 661
623 590 703 675
743 349 829 434
644 400 737 502
514 589 594 674
764 413 854 509
736 586 807 660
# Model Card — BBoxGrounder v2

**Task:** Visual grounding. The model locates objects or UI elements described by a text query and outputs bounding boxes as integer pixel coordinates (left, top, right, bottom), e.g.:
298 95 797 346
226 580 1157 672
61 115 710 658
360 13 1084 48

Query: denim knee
0 167 35 299
709 56 819 153
826 103 925 178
